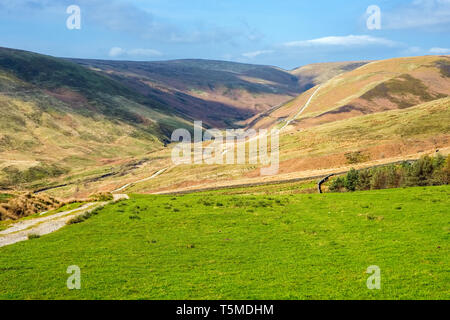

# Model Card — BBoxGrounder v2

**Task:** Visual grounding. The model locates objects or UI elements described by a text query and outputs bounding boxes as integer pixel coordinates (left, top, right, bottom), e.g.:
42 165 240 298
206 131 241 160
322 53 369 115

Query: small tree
357 169 371 191
370 168 388 190
386 165 401 188
432 154 450 185
407 156 434 186
345 168 359 191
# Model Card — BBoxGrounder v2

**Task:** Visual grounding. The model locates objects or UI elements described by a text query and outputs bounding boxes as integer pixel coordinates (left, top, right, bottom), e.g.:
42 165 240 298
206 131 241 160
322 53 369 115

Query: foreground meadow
0 186 448 299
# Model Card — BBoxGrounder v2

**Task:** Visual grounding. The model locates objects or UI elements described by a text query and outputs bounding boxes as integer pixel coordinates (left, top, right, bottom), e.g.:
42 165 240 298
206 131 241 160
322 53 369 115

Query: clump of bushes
67 205 103 225
345 151 369 164
0 192 61 221
88 192 113 202
329 154 449 192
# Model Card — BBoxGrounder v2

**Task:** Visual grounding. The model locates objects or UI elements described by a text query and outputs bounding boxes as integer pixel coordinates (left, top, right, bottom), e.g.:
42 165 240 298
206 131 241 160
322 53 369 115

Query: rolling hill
252 55 450 130
69 58 367 129
0 47 320 192
290 61 369 91
0 47 192 190
0 48 448 197
91 56 449 195
291 55 449 129
69 58 305 128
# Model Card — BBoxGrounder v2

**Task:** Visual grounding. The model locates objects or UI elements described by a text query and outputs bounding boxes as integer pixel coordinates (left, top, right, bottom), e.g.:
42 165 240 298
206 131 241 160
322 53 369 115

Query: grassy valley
0 48 448 301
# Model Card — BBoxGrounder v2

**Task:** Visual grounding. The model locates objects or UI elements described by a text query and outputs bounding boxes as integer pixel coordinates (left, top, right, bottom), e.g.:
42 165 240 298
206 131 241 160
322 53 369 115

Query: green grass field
0 186 448 299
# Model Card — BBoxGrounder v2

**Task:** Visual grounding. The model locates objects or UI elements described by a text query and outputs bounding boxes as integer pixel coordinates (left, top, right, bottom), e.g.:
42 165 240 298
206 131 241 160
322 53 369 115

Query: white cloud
283 35 398 48
108 47 162 58
242 50 274 58
2 0 263 46
108 47 125 57
127 48 163 57
384 0 450 29
429 47 450 54
401 46 425 56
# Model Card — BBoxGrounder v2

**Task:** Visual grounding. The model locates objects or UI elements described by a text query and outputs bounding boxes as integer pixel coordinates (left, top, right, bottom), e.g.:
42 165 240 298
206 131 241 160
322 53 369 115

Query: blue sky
1 0 449 69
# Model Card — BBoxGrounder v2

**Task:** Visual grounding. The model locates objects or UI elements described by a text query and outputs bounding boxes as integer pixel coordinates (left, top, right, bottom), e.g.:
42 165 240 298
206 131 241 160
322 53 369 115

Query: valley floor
0 185 448 300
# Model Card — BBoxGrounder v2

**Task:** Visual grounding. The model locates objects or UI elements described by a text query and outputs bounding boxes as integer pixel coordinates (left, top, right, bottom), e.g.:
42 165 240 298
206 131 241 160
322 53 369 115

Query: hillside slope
290 61 369 91
69 58 303 128
0 47 191 190
252 55 450 130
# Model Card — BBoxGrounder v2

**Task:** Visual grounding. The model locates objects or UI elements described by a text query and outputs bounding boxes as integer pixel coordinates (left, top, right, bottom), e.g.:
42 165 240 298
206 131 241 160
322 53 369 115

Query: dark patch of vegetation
345 151 370 164
0 135 38 153
329 154 450 192
341 62 368 71
0 164 68 188
361 74 446 108
88 193 113 202
27 233 40 240
67 206 103 225
436 59 450 78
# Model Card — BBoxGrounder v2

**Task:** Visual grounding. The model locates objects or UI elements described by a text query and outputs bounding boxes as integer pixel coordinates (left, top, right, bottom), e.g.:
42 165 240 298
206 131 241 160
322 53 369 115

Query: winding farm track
112 168 168 193
113 85 322 192
26 87 322 197
279 85 321 131
0 195 129 248
221 86 321 157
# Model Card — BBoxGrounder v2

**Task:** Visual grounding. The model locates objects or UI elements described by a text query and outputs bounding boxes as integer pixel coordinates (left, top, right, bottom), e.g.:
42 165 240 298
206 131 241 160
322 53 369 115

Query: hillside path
112 168 168 193
0 194 129 248
111 87 323 191
279 85 321 131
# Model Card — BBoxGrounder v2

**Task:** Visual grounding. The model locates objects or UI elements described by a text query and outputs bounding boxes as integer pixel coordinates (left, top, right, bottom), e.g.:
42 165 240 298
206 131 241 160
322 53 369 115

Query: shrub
344 169 359 191
329 177 346 192
67 206 103 225
67 215 85 224
345 151 369 164
406 156 435 186
370 168 388 190
356 169 371 191
431 154 449 185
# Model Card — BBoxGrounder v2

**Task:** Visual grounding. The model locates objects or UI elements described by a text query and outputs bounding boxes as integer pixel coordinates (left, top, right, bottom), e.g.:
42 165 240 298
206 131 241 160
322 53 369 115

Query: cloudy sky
0 0 449 69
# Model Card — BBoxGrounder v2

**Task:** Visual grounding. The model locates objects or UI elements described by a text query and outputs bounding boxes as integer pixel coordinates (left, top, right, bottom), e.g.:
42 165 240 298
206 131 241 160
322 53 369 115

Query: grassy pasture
0 185 448 299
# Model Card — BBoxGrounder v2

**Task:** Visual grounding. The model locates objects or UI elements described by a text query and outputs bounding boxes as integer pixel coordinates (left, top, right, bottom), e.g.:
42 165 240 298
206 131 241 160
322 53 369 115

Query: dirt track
0 195 129 248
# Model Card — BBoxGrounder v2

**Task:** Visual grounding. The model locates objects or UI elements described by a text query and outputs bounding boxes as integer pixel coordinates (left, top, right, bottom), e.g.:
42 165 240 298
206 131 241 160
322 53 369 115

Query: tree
370 168 388 190
345 168 359 191
357 169 371 191
407 156 434 186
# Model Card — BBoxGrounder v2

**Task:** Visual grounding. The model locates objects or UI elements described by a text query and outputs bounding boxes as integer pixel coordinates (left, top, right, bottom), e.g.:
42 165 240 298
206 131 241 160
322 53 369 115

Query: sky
0 0 449 69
